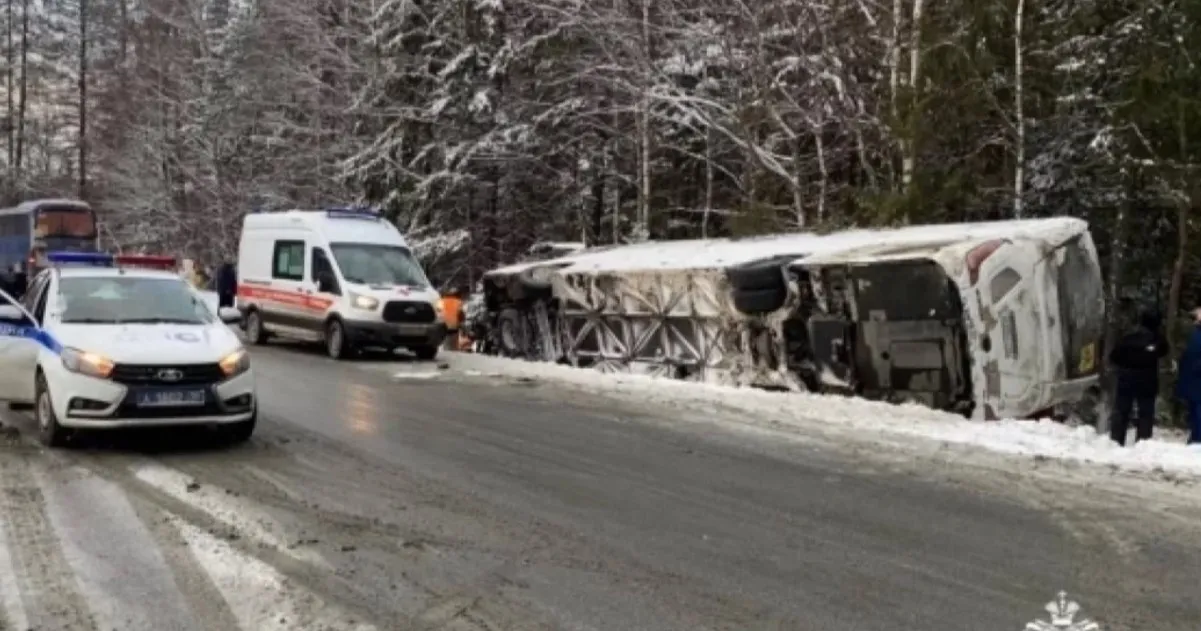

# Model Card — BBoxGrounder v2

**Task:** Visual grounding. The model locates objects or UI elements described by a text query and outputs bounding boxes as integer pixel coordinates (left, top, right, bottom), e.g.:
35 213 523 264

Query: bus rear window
35 208 96 238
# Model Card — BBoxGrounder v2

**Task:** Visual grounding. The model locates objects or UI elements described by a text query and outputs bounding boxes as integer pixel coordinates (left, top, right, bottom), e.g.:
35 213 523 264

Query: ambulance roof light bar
325 205 380 220
45 251 114 266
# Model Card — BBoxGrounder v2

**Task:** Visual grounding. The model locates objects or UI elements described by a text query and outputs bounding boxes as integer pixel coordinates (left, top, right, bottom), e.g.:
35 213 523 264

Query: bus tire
497 308 525 357
732 287 787 315
726 256 794 292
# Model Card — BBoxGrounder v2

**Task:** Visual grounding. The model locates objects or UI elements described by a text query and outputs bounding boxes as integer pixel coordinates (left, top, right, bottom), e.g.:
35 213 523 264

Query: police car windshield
330 243 430 287
58 277 213 325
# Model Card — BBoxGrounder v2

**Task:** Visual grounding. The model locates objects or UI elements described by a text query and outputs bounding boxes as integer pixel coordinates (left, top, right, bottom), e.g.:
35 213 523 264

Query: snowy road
1 344 1200 630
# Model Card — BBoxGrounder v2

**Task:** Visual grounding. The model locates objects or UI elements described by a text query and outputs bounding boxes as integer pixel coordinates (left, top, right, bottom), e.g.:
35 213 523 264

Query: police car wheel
34 374 69 447
325 319 352 359
222 411 256 444
244 310 265 345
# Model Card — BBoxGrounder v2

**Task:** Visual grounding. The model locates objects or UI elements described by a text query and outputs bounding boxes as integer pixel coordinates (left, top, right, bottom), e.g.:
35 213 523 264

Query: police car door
0 282 43 402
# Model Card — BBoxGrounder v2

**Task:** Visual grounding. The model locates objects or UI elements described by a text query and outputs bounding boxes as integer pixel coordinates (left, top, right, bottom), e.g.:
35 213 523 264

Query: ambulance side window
272 240 305 281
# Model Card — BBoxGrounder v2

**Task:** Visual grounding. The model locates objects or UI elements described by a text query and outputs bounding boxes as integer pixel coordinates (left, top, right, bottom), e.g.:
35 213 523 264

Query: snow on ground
442 352 1201 478
173 519 375 631
134 464 332 569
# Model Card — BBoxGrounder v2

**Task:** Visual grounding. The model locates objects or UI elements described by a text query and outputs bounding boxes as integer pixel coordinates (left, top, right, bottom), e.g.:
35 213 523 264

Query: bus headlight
349 292 379 311
219 349 250 377
61 347 115 379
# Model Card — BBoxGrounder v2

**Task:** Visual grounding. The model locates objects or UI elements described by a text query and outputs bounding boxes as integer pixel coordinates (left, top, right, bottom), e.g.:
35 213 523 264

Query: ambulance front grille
382 301 436 324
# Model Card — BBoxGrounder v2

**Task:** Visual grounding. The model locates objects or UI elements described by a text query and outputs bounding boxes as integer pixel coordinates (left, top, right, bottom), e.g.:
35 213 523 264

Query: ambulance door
0 282 43 402
266 237 314 338
972 239 1044 418
307 245 340 323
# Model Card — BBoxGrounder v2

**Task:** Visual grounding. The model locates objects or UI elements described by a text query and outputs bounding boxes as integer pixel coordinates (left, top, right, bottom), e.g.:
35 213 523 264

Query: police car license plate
136 389 206 407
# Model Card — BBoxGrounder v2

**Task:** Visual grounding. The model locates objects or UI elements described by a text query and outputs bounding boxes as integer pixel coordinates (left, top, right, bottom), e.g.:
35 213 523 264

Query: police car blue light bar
45 251 114 266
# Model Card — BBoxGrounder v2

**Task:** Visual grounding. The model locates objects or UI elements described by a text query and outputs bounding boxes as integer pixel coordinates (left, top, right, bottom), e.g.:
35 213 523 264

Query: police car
0 252 256 446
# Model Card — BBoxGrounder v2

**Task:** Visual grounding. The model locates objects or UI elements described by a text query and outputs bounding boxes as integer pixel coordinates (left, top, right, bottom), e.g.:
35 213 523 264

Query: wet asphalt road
1 343 1200 630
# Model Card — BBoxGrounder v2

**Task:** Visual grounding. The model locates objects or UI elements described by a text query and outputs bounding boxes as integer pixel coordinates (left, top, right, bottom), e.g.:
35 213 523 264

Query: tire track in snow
170 518 376 631
0 453 96 630
131 462 333 569
33 464 205 630
0 516 30 631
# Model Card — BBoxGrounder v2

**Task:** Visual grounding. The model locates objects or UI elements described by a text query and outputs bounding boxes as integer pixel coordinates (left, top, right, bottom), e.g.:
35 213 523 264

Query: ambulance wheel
325 318 353 360
222 410 257 444
244 310 266 345
34 373 70 447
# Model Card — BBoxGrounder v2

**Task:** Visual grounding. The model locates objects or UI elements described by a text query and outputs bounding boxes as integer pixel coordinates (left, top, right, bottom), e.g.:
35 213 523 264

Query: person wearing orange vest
440 288 463 350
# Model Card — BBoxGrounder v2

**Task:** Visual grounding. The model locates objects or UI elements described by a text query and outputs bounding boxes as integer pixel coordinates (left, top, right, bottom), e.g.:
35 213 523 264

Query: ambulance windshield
329 243 430 288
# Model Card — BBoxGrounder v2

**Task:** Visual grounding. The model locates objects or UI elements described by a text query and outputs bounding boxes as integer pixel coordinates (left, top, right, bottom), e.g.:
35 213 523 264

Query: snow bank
447 352 1201 478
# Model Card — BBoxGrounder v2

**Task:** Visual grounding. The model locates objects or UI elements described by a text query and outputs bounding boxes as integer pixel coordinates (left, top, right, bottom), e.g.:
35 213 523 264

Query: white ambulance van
236 207 446 360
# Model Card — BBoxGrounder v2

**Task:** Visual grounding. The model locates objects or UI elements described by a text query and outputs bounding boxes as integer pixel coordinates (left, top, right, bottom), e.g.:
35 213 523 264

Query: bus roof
0 198 92 215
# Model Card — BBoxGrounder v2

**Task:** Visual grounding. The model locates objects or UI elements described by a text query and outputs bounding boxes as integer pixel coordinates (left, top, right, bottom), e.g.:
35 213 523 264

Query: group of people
1109 308 1201 446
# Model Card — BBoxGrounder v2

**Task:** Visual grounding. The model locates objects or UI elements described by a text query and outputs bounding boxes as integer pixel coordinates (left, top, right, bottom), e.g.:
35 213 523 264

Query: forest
1 0 1199 349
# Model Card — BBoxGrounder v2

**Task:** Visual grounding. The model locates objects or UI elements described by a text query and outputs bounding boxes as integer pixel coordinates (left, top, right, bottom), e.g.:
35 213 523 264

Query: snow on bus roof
557 217 1086 274
483 217 1086 278
784 216 1087 268
555 234 823 274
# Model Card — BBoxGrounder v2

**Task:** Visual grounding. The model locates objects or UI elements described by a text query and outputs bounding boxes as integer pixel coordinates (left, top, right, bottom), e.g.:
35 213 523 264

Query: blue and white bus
0 199 99 275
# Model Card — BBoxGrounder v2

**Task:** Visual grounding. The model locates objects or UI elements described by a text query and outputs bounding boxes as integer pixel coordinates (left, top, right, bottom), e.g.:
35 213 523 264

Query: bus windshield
35 206 96 239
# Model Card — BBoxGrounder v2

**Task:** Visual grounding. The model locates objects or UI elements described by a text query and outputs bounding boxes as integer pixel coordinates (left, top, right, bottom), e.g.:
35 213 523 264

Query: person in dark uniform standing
1109 308 1168 445
216 259 237 309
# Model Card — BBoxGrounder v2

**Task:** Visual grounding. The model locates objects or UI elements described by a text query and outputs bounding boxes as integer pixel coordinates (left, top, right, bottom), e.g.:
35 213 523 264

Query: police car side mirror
0 304 27 325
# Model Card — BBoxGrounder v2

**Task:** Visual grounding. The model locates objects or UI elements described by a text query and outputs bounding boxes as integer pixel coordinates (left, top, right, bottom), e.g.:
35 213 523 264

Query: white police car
0 252 256 446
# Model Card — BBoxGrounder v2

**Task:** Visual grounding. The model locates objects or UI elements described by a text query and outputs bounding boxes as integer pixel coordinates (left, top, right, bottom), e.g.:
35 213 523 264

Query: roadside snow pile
449 352 1201 477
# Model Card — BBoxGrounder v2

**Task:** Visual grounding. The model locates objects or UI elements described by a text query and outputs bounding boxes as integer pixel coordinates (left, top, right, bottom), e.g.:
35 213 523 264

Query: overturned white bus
477 217 1104 420
746 218 1105 420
